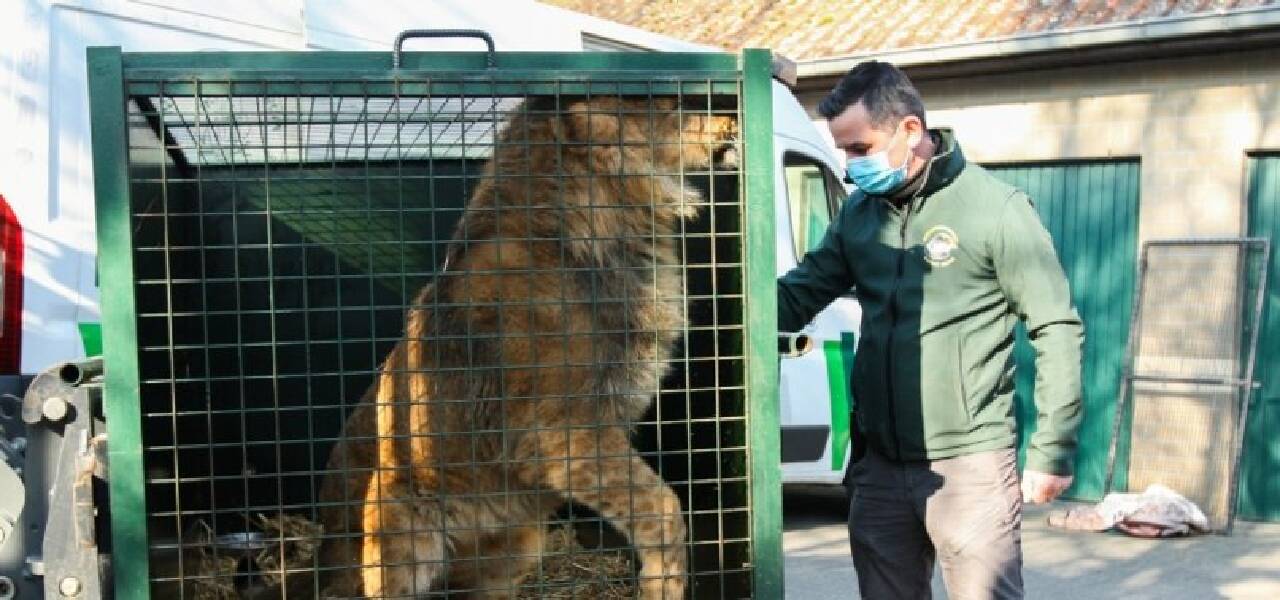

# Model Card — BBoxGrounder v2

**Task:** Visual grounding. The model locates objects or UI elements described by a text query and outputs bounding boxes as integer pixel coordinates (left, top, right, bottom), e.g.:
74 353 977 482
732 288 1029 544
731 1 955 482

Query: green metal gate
88 44 780 598
1243 153 1280 521
987 159 1140 501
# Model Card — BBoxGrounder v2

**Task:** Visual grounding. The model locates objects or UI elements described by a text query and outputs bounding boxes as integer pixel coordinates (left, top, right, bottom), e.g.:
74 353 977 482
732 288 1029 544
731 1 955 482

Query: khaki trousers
846 447 1024 599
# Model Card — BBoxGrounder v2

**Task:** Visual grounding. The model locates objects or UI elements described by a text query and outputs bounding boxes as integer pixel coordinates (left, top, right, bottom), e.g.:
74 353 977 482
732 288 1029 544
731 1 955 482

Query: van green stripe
78 322 103 357
825 331 857 470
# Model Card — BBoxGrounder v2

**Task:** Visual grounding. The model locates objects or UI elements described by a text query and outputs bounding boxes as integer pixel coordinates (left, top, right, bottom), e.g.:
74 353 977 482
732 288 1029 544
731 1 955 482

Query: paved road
782 486 1280 599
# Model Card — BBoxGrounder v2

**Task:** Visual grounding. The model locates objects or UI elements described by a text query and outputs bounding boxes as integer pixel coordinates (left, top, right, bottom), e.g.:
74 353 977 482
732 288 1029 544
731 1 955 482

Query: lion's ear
564 101 621 144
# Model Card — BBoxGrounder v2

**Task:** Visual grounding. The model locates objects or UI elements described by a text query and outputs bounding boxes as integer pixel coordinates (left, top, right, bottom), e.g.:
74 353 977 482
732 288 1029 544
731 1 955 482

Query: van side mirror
771 55 798 88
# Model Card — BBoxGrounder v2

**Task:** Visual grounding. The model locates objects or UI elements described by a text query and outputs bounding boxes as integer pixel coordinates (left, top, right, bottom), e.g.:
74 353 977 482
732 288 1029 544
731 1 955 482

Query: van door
775 148 862 485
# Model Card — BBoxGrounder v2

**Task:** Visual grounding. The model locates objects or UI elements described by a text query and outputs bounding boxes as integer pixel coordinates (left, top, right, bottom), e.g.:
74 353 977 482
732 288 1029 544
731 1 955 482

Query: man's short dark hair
818 60 927 129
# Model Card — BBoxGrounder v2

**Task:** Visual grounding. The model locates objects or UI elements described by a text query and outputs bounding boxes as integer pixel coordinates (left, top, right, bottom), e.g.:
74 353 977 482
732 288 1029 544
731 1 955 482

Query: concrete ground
782 486 1280 599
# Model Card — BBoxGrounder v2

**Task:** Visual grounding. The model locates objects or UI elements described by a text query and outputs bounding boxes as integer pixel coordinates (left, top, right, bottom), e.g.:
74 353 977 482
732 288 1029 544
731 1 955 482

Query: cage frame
90 45 778 593
88 45 782 598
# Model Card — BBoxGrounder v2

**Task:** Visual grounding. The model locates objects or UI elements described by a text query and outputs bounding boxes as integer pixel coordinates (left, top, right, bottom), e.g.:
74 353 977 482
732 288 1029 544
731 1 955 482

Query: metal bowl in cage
213 531 269 554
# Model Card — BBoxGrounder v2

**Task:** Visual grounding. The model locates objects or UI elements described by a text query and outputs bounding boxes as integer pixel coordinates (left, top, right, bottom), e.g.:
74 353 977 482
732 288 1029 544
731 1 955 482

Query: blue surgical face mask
845 125 914 195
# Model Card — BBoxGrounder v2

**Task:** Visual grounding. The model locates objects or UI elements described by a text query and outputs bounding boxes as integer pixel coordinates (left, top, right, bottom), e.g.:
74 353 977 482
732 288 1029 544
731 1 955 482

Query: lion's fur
317 96 736 598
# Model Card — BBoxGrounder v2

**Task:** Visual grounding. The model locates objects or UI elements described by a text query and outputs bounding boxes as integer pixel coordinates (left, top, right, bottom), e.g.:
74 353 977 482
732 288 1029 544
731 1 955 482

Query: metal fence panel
1106 238 1270 533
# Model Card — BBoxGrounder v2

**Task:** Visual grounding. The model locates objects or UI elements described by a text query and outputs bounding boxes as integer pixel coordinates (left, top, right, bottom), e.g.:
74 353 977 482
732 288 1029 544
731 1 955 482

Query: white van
0 0 858 487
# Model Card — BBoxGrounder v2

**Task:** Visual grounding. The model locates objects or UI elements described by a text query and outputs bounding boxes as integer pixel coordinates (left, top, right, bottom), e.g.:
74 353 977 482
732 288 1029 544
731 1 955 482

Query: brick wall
799 47 1280 243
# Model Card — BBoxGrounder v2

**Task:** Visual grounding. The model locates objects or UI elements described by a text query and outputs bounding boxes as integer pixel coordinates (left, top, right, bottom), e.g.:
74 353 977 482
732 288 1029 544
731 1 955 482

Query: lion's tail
404 300 435 486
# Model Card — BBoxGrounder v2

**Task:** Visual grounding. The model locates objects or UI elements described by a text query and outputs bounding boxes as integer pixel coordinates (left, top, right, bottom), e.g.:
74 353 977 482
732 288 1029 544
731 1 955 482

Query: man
779 61 1084 599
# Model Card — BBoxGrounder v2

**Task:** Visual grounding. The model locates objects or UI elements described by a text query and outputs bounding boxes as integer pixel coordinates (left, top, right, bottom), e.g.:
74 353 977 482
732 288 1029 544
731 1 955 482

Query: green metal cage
88 45 780 598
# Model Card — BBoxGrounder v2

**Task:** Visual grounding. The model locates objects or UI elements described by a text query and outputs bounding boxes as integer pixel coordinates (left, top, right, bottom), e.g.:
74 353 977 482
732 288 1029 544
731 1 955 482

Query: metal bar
119 51 739 73
123 70 738 83
1127 374 1258 386
87 45 152 599
741 48 782 600
328 79 358 593
296 79 323 596
192 77 228 596
224 76 256 591
1105 242 1149 495
1226 239 1271 534
1141 237 1270 246
135 112 504 128
125 79 737 101
1220 238 1253 535
259 84 291 589
157 79 186 598
1103 373 1131 494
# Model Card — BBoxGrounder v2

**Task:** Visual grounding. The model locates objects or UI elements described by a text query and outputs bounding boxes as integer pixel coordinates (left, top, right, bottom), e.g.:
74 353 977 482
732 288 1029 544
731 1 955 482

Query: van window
784 152 840 259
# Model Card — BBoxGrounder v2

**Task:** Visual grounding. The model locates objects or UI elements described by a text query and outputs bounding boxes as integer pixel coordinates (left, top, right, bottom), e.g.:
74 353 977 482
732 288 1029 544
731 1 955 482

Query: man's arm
778 198 857 332
993 191 1085 478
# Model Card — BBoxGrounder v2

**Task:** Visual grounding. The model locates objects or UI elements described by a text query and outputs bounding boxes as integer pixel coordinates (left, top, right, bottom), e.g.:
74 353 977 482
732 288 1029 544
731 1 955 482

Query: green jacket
779 129 1084 475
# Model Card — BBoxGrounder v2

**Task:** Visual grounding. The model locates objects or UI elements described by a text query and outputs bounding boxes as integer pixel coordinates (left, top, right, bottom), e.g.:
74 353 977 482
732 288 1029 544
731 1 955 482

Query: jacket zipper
884 204 910 461
882 158 933 461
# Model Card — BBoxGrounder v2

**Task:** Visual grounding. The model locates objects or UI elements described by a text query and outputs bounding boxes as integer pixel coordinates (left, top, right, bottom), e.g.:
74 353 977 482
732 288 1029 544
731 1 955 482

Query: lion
316 95 738 598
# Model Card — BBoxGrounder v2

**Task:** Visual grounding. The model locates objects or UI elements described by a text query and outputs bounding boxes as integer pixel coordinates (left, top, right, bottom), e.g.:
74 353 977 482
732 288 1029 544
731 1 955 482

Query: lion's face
560 97 739 173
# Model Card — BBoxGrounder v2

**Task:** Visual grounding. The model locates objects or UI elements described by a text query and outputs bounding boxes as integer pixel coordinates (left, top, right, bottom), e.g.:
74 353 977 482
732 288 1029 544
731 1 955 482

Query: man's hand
1021 470 1073 504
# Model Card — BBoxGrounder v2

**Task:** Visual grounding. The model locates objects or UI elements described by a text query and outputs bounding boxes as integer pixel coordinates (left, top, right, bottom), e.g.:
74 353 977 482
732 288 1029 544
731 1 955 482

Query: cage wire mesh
122 70 752 598
1106 238 1270 533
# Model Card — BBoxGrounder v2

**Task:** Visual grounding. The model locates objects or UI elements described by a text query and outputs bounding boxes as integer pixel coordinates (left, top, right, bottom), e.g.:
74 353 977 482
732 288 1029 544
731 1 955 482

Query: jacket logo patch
923 226 959 267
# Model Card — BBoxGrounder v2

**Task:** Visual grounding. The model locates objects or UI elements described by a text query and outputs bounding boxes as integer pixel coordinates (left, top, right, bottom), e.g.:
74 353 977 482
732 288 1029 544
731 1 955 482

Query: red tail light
0 194 22 374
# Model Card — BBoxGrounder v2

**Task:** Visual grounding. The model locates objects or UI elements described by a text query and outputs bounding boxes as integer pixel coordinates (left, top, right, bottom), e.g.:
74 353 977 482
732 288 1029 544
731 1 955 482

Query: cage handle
393 29 497 69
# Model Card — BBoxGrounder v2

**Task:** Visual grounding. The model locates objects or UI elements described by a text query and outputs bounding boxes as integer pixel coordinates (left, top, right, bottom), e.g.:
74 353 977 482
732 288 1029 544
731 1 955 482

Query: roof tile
543 0 1278 60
